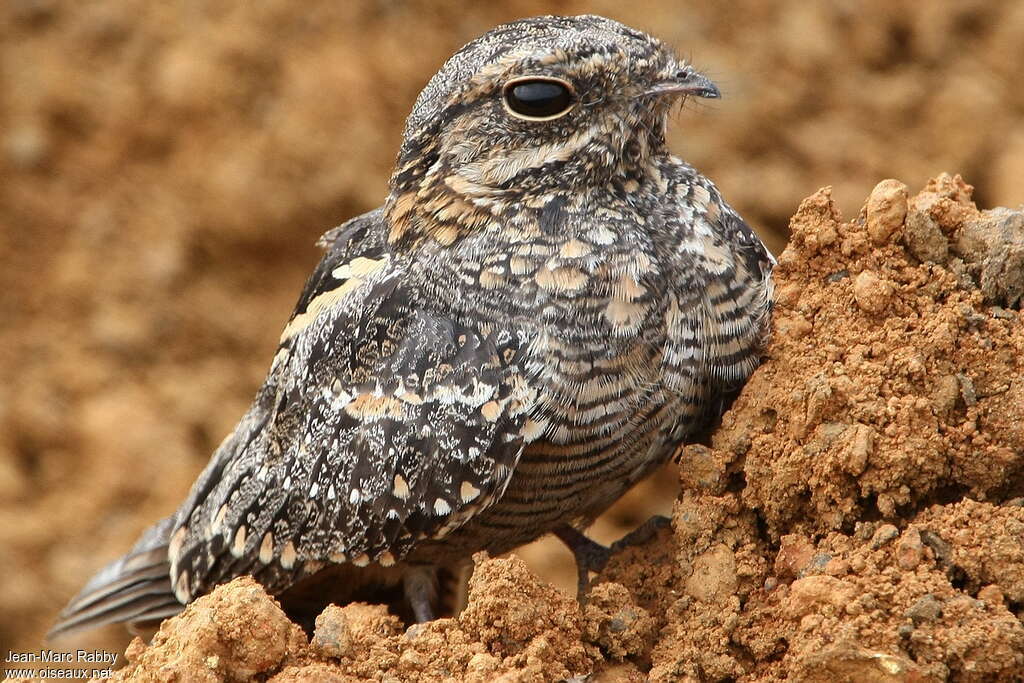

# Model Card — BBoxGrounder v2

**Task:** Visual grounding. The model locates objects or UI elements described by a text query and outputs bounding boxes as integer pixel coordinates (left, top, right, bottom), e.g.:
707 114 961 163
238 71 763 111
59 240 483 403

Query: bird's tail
48 517 183 640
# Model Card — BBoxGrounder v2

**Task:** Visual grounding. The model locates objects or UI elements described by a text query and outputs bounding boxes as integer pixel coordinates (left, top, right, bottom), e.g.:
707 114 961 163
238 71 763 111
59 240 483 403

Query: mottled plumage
51 14 773 637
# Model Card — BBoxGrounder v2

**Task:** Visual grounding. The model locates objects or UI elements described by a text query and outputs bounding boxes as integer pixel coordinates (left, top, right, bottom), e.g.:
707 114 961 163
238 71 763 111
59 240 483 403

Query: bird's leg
554 526 611 605
402 566 438 623
555 515 672 606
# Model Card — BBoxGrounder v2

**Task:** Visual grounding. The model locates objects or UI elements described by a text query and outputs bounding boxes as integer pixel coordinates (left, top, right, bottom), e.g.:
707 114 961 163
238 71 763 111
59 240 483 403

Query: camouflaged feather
52 14 773 636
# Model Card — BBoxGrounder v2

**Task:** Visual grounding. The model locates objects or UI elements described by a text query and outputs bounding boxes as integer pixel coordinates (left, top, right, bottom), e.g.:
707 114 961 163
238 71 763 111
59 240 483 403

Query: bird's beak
645 67 720 99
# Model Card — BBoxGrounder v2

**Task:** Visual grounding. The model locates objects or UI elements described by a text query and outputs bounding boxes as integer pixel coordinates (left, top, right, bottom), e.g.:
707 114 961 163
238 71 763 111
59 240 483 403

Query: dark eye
502 78 576 120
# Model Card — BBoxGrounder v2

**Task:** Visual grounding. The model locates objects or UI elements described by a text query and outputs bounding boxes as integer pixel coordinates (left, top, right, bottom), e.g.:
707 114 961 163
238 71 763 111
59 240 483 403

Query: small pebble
905 593 943 624
866 179 909 245
870 524 899 549
853 270 893 314
312 606 352 658
896 528 925 570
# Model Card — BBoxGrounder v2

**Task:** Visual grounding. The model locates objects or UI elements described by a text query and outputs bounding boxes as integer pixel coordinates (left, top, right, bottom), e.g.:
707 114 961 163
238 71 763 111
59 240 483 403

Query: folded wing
51 209 537 637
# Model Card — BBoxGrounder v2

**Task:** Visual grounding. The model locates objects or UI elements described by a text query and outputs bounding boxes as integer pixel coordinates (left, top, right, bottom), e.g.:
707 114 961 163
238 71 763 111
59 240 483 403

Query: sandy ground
2 1 1023 681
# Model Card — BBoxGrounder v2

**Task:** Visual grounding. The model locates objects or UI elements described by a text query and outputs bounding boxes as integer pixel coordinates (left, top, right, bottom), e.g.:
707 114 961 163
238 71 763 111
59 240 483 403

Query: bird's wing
165 211 537 603
48 210 390 638
698 204 774 386
662 182 774 429
50 208 536 636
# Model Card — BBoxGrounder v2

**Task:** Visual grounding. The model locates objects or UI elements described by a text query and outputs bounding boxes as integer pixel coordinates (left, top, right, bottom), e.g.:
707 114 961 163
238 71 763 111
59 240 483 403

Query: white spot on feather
588 225 616 245
231 526 247 558
559 239 593 258
209 504 228 538
460 481 481 503
280 540 297 569
169 525 188 561
521 418 549 442
480 400 501 422
259 532 274 564
331 255 390 280
393 474 410 500
174 570 191 604
604 299 648 331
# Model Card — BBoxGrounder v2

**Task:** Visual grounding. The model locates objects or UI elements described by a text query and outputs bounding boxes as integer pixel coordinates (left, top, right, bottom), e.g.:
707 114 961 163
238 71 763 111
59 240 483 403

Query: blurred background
3 0 1022 669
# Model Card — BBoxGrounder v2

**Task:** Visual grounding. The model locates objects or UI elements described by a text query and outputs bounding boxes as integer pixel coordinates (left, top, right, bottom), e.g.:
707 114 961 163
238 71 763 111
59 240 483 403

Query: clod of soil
105 175 1024 681
118 577 307 683
740 174 1024 539
118 557 596 682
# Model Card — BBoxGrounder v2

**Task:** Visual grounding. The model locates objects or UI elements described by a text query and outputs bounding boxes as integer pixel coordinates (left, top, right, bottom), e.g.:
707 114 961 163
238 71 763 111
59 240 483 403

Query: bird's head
385 15 719 247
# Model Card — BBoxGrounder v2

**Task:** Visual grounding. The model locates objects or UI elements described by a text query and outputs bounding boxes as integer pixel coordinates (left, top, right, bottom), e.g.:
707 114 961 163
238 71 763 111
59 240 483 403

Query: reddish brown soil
69 178 1024 682
3 1 1024 681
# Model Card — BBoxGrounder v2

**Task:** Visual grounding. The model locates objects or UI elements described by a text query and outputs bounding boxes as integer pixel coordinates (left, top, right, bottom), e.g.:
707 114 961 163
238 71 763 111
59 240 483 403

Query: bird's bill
645 69 721 99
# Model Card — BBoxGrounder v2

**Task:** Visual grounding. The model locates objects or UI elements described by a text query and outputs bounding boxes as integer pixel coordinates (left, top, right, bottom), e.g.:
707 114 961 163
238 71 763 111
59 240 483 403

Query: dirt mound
4 2 1024 679
98 177 1024 681
736 174 1024 538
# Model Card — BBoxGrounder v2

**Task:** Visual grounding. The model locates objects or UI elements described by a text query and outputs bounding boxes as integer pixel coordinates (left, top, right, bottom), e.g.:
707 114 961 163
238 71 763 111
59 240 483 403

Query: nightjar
51 14 773 637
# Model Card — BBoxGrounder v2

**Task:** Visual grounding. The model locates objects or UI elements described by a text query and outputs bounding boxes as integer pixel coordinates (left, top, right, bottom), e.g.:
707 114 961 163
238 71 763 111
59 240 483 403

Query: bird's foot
555 515 671 606
554 525 612 604
402 566 438 623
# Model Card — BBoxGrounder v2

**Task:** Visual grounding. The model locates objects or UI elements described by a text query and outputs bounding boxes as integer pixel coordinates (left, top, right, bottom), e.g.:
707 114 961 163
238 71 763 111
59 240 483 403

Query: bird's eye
502 77 576 121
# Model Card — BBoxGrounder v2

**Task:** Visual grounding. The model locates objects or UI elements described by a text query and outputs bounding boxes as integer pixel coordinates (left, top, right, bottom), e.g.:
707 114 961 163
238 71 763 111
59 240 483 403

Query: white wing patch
279 254 391 343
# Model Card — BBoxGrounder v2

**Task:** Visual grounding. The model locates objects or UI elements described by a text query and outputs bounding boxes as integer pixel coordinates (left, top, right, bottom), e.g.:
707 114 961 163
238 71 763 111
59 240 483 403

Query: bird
50 14 773 638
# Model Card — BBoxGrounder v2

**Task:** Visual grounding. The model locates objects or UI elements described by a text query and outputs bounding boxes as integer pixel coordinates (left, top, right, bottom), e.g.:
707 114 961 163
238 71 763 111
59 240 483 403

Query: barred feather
52 14 773 637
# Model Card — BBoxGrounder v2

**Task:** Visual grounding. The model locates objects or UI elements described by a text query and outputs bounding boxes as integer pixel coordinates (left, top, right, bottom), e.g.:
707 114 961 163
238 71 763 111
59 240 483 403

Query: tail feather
49 517 183 640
